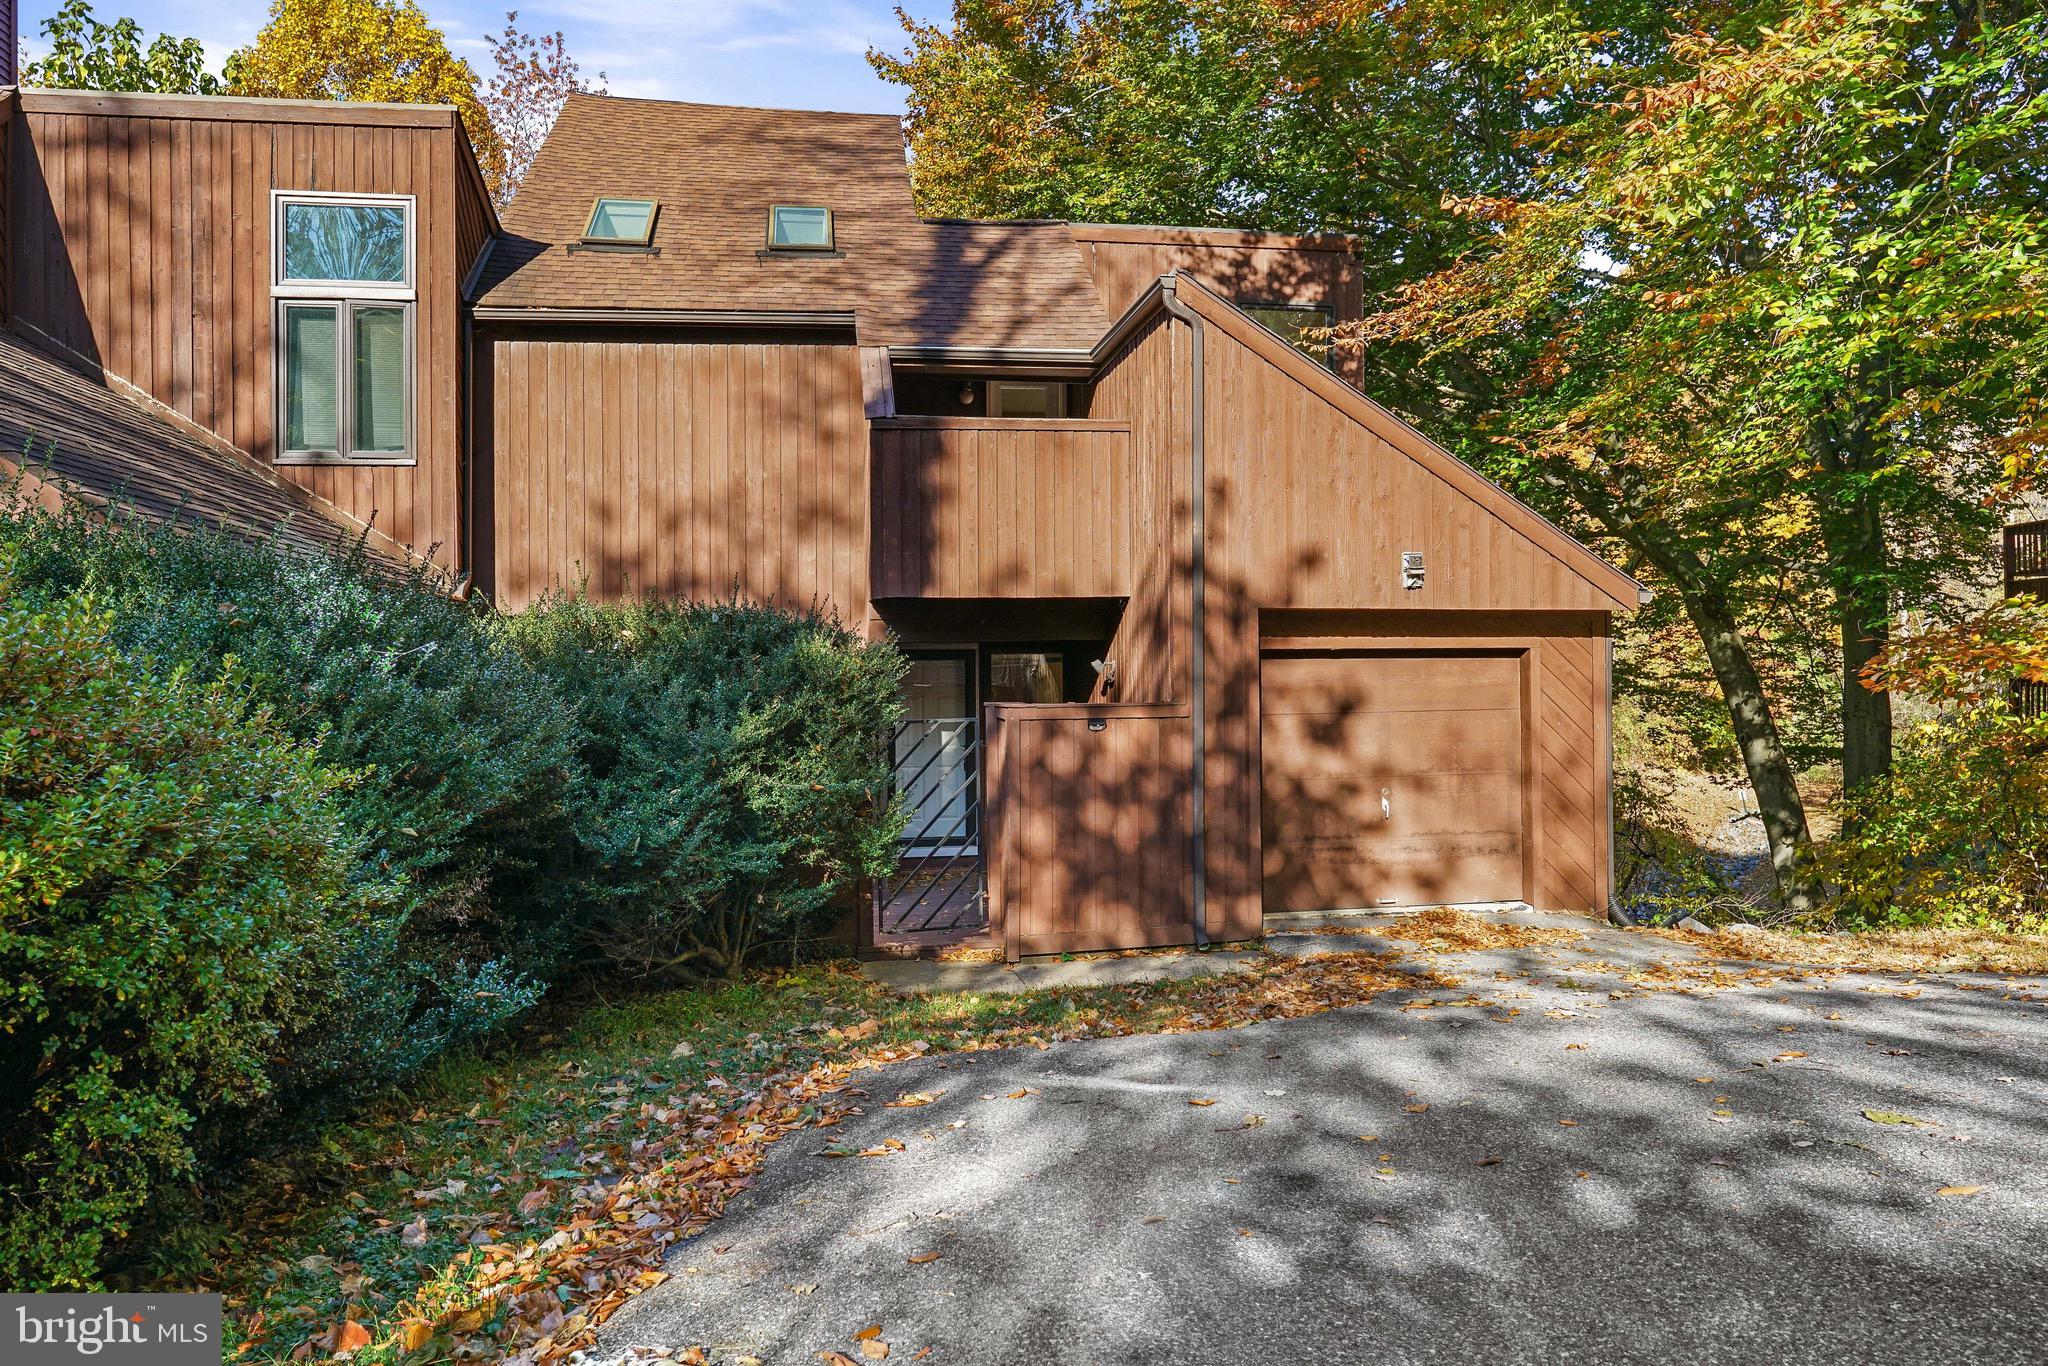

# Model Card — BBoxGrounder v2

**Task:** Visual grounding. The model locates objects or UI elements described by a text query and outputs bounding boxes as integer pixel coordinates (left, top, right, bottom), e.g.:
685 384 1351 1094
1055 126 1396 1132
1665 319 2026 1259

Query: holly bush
0 581 361 1287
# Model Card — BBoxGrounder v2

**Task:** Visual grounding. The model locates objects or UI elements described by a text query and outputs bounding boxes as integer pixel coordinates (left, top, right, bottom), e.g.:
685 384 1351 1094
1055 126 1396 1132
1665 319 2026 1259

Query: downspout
1158 277 1209 947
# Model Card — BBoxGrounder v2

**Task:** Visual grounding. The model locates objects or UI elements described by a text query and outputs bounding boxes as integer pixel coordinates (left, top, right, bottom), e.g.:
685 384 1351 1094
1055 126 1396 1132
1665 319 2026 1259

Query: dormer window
767 205 835 251
582 198 659 246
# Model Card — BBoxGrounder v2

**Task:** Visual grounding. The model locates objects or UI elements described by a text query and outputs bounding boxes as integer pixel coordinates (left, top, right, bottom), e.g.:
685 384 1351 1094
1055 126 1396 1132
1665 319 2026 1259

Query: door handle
1380 787 1391 822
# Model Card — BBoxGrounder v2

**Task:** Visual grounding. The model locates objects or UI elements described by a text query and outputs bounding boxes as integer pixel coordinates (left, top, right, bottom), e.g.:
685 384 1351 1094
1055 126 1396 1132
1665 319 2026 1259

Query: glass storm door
897 654 977 855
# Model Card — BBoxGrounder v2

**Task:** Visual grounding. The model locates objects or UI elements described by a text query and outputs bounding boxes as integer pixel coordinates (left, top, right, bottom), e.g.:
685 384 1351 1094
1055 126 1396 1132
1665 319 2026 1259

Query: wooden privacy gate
983 702 1195 960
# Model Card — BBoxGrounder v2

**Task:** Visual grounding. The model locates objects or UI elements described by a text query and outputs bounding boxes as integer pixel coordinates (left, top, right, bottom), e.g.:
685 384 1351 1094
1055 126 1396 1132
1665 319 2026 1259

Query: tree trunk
1838 581 1893 793
1680 586 1821 914
1811 408 1894 794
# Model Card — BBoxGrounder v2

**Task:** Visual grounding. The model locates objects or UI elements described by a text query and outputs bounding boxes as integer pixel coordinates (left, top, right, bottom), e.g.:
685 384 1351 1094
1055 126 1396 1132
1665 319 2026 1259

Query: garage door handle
1380 787 1391 821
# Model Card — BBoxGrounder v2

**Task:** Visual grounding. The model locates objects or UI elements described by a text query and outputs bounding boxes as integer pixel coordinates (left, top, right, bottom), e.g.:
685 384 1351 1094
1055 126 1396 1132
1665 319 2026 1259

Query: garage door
1261 651 1525 914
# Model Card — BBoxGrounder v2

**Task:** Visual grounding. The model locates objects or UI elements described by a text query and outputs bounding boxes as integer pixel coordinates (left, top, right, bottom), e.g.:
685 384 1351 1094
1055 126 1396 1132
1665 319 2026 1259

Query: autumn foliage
225 0 509 195
1825 598 2048 932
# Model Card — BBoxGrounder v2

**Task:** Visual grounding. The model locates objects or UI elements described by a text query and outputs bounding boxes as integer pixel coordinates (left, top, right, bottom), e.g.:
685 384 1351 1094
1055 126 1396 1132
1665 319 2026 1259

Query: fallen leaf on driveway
1565 1043 1588 1051
1006 1088 1039 1100
1937 1185 1986 1197
1187 1097 1217 1107
907 1251 942 1264
857 1140 907 1158
818 1354 861 1366
1405 1103 1430 1114
789 1283 819 1295
1142 1215 1167 1224
853 1325 883 1342
1557 1118 1579 1127
1776 1051 1807 1060
861 1340 891 1360
1475 1156 1504 1167
886 1092 940 1108
1863 1110 1933 1127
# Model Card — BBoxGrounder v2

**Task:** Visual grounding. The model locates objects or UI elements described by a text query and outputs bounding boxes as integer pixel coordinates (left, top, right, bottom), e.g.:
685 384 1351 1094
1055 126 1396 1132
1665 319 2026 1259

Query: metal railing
873 717 988 939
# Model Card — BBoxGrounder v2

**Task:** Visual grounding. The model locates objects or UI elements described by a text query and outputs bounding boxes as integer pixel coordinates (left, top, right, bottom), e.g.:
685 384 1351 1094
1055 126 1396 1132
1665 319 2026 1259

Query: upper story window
767 205 835 251
582 197 659 246
273 192 415 464
1239 301 1338 371
988 381 1067 419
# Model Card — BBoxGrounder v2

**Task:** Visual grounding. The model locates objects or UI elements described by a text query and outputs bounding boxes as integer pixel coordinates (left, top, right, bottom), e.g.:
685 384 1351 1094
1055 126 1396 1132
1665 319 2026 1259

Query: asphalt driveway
598 947 2048 1365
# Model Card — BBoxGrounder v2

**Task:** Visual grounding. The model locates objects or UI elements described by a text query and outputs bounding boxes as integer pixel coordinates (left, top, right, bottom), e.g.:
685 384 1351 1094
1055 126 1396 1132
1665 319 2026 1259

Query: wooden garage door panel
1276 830 1524 910
1266 771 1522 839
1262 651 1525 914
1263 710 1520 776
1261 654 1521 715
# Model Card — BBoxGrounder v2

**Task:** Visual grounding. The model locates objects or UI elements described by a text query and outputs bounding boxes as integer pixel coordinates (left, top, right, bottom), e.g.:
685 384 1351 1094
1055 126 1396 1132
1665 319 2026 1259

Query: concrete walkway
605 927 2048 1365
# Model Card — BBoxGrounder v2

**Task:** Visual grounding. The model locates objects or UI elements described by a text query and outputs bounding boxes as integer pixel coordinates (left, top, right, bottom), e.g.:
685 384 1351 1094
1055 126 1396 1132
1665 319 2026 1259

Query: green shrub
510 593 905 977
0 582 360 1288
1825 702 2048 932
0 492 576 1092
1825 598 2048 932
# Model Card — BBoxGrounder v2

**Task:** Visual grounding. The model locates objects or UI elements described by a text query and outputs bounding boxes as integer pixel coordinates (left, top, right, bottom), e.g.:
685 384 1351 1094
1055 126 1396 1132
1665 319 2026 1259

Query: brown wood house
0 85 1644 959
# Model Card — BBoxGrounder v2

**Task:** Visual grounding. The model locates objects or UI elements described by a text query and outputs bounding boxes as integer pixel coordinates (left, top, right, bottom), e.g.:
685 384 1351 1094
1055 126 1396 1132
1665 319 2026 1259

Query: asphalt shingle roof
477 95 1108 350
0 330 392 560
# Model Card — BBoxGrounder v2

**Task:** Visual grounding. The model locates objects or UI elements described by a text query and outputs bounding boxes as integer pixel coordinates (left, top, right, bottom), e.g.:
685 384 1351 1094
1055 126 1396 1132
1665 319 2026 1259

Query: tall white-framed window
272 191 416 463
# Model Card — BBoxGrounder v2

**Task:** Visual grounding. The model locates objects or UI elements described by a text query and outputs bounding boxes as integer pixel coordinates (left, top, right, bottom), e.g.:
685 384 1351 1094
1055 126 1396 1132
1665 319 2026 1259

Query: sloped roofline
1108 272 1647 610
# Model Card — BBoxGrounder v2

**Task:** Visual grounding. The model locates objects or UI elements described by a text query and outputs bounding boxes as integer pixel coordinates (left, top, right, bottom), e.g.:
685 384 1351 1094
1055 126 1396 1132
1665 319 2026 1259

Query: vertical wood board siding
869 419 1134 599
3 104 469 563
1081 312 1186 703
482 334 869 616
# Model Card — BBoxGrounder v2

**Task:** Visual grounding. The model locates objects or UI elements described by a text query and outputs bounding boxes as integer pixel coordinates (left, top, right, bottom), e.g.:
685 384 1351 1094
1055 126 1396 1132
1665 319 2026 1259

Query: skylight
582 198 658 246
767 205 835 251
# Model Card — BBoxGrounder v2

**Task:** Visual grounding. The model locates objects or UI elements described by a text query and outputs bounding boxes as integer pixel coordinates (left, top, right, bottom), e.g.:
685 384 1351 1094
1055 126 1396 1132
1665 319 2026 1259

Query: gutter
1157 276 1210 948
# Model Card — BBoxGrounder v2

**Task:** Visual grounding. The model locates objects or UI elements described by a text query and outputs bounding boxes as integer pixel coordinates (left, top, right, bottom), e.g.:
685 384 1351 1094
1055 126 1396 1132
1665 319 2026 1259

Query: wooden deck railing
2003 520 2048 714
869 417 1136 599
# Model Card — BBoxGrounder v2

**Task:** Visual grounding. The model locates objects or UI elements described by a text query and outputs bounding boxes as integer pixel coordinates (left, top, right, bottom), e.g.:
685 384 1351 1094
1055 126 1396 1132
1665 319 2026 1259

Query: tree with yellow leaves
225 0 508 196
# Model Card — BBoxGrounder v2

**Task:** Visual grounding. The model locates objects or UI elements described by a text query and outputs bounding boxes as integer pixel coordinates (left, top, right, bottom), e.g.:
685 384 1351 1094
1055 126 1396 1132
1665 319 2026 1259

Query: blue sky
15 0 941 114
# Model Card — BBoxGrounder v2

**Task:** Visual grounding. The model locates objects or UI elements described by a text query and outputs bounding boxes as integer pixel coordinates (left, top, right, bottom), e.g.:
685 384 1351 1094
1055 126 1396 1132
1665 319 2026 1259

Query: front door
897 652 977 855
